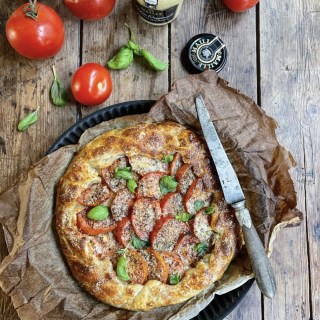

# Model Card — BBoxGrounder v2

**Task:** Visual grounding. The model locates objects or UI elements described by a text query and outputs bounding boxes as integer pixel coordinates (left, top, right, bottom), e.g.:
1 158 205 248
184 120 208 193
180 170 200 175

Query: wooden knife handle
233 201 276 298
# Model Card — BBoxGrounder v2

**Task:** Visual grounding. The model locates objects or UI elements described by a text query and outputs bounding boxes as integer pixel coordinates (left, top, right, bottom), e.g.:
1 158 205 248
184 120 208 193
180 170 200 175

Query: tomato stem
24 0 39 21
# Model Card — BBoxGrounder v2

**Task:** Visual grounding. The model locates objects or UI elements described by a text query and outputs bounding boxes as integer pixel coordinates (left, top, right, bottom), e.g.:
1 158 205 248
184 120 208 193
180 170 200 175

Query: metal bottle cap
181 33 227 73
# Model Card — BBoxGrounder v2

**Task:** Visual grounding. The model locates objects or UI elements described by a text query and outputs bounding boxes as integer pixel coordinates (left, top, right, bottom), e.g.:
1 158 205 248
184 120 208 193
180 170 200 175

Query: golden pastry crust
56 121 241 311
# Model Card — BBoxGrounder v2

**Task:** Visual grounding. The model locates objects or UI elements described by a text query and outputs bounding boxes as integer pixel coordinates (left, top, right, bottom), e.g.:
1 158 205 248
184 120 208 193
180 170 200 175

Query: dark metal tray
47 100 254 320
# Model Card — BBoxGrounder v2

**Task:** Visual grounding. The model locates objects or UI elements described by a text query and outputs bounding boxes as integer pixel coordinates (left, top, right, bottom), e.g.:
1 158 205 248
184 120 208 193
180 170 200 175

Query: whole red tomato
223 0 260 12
6 3 64 59
71 63 112 106
64 0 116 20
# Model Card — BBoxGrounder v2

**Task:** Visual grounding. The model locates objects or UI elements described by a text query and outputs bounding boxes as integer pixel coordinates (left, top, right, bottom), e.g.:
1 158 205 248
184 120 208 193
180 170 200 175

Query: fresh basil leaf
169 273 181 285
127 179 137 193
51 66 67 107
87 205 109 221
194 242 209 256
116 255 130 281
132 234 149 249
17 108 39 131
160 175 178 195
125 23 142 56
175 212 193 222
194 200 205 212
164 154 174 163
114 167 132 180
107 46 134 70
204 206 215 215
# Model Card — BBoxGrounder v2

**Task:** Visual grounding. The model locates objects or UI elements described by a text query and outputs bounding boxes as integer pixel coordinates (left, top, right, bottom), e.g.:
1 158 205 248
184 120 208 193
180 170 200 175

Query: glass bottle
134 0 184 26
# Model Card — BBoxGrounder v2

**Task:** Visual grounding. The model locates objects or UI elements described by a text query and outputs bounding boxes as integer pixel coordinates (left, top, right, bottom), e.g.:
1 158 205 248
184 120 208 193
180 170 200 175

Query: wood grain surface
0 0 318 319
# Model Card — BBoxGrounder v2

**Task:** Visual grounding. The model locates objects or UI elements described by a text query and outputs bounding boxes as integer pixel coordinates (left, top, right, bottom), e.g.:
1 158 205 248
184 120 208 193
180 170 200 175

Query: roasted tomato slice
160 192 184 216
115 217 134 247
140 248 169 283
131 198 162 241
169 153 183 177
160 251 185 278
150 216 189 252
137 171 166 199
176 164 195 195
193 210 214 243
128 155 168 175
93 232 121 259
111 188 135 221
126 250 148 284
77 183 110 206
184 178 212 215
174 234 200 266
101 157 128 192
77 209 116 236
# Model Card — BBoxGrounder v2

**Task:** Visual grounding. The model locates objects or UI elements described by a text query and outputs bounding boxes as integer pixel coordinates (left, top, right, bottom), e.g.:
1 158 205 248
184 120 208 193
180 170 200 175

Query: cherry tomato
223 0 260 12
64 0 116 21
6 3 64 59
71 63 112 106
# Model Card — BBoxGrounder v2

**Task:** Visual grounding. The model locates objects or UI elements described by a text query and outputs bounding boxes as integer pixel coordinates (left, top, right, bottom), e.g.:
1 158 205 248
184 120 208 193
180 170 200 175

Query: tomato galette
56 121 241 311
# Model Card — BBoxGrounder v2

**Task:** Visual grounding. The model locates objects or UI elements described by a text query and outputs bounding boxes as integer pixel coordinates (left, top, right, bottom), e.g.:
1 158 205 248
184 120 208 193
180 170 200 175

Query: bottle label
135 2 178 24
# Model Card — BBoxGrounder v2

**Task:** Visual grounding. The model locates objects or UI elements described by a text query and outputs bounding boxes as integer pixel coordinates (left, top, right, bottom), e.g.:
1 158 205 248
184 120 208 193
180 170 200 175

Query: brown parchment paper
0 70 302 320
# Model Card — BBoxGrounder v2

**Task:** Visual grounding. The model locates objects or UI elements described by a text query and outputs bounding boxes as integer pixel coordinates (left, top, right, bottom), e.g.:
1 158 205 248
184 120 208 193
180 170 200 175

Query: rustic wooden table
0 0 318 319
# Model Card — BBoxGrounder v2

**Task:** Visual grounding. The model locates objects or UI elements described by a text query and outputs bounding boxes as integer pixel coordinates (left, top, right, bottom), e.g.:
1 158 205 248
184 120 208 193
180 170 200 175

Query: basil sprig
204 206 216 215
50 66 67 107
175 211 193 222
160 175 178 195
194 242 209 256
17 106 39 131
194 200 205 212
132 234 149 249
107 24 167 72
116 255 130 282
169 273 181 285
114 167 132 180
87 205 109 221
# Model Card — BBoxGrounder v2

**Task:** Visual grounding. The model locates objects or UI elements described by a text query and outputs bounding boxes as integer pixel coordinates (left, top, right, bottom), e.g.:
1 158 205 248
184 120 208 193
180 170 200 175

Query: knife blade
195 94 276 299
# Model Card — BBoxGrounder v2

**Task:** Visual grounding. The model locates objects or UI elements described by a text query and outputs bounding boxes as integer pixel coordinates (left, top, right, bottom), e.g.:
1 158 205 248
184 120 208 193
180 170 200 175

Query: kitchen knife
195 94 276 299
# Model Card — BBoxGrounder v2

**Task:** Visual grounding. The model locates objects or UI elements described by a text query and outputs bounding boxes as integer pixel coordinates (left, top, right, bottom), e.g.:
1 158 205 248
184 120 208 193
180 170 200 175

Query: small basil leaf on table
125 23 142 56
17 106 39 131
169 273 181 285
194 242 209 256
175 211 193 222
51 66 67 107
194 200 205 212
127 179 137 193
140 49 168 72
132 234 149 249
87 205 110 221
160 175 178 195
107 46 134 70
116 255 130 281
114 167 132 180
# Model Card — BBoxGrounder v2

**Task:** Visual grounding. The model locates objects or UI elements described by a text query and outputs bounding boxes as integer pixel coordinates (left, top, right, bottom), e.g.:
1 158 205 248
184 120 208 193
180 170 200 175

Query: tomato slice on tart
160 251 185 278
115 217 134 247
137 171 166 199
126 250 148 285
77 209 116 236
184 178 212 215
150 216 189 252
131 198 162 241
77 183 110 207
169 153 183 177
111 188 135 221
160 192 184 216
176 164 195 195
193 210 214 243
174 234 200 266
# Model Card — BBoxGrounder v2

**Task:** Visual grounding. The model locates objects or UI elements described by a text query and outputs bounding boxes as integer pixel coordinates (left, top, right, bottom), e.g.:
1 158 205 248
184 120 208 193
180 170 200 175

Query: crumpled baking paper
0 70 302 320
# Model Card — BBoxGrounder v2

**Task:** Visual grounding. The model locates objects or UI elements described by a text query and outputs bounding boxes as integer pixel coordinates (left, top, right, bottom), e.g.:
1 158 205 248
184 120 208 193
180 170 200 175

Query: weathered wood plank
171 1 261 319
259 0 314 318
0 1 80 318
80 0 169 118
